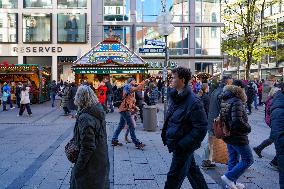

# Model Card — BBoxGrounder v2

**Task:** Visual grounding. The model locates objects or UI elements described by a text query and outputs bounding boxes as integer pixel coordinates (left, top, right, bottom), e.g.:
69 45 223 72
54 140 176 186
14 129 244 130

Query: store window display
0 13 17 43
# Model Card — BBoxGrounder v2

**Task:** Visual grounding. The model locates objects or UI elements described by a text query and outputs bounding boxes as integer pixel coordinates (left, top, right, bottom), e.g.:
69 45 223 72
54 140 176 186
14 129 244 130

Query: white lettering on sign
12 47 63 54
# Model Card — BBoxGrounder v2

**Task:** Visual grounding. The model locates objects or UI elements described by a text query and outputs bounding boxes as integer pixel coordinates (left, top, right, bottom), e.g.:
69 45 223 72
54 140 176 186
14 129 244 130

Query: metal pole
163 35 168 120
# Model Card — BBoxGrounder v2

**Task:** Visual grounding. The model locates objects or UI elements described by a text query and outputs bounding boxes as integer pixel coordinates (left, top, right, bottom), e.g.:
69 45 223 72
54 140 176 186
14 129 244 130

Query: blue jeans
51 93 56 107
165 152 208 189
2 100 7 110
225 144 254 182
7 96 13 108
112 111 140 145
107 94 114 111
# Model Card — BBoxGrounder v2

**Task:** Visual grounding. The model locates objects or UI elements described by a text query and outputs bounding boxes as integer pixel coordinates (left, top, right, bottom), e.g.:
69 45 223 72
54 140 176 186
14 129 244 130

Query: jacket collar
170 85 192 104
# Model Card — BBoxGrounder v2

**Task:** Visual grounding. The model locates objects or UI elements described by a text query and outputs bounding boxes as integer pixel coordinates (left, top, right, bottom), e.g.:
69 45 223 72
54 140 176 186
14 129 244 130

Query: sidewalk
0 102 280 189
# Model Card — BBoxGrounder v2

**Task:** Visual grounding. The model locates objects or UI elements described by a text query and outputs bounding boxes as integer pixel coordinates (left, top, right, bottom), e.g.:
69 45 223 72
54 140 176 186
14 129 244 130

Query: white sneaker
236 182 245 189
221 175 238 189
10 107 15 110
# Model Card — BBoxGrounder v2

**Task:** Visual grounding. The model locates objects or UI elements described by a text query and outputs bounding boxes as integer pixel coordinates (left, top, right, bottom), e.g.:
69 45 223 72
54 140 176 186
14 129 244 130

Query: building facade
0 0 223 82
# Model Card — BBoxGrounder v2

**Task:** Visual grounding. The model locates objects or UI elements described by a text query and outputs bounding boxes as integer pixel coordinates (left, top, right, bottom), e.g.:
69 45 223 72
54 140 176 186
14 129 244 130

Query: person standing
3 82 14 109
61 82 71 116
70 85 109 189
252 80 259 110
161 67 208 189
198 83 210 118
68 82 78 112
15 82 23 108
49 80 58 107
246 82 255 115
220 81 253 189
135 86 144 123
18 85 32 117
258 80 263 105
2 88 9 111
105 78 114 113
111 78 145 149
98 81 108 112
202 76 233 169
270 84 284 189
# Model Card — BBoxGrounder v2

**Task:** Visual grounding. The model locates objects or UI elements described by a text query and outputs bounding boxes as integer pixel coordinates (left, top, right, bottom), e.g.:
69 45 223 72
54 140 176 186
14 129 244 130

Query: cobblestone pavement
0 100 279 189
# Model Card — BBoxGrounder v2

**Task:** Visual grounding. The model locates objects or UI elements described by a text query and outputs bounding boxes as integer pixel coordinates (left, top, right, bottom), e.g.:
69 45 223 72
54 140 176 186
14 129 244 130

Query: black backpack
113 87 123 107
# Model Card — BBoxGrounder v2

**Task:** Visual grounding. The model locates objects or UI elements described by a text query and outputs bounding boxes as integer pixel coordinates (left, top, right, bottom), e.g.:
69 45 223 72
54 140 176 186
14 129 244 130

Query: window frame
22 13 52 44
0 13 18 44
57 13 87 44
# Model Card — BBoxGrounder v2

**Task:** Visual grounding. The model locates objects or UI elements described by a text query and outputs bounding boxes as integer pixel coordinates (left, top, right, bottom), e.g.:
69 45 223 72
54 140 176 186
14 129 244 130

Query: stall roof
73 39 146 67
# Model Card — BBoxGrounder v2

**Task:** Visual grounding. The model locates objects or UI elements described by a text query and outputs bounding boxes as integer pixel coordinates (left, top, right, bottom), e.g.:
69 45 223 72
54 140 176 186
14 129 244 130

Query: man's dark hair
172 67 191 85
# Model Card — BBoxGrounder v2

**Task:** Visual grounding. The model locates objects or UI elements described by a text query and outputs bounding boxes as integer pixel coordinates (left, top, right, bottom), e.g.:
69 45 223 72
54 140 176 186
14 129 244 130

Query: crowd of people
2 69 284 189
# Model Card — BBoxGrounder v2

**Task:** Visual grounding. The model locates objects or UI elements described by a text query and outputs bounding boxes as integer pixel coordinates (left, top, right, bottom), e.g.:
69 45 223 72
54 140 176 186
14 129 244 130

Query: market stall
72 38 148 88
0 64 51 104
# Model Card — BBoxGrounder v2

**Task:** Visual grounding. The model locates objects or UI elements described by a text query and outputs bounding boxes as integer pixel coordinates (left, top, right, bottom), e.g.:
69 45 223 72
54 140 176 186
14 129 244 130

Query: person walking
18 85 32 117
111 78 145 149
68 82 78 112
70 85 109 189
61 82 71 116
258 80 263 105
252 80 259 110
105 78 114 113
2 88 9 111
135 86 144 123
253 87 280 170
15 82 23 108
198 83 210 118
202 76 233 169
220 81 254 189
246 82 255 115
3 82 14 110
98 81 108 112
49 80 58 107
270 84 284 189
161 67 208 189
148 82 160 106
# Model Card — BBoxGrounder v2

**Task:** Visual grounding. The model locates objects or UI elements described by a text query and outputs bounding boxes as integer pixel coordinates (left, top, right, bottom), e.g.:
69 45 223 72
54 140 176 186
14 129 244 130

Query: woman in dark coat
68 83 78 111
70 85 109 189
198 83 210 118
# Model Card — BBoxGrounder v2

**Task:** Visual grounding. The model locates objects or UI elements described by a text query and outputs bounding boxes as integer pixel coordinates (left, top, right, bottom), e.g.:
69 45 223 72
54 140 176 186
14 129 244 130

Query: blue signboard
139 48 165 53
145 39 166 47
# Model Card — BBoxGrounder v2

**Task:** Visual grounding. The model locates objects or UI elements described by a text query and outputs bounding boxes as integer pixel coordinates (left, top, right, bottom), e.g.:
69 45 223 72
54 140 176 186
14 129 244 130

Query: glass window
136 26 189 55
104 0 130 22
0 13 17 43
58 0 87 9
272 3 280 15
0 0 17 8
195 27 221 56
136 0 189 22
58 14 86 43
24 0 52 8
103 26 130 47
195 0 220 23
23 14 51 43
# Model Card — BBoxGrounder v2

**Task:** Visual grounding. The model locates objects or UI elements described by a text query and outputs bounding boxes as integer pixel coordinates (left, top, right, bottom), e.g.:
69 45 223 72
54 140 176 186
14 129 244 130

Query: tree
222 0 283 80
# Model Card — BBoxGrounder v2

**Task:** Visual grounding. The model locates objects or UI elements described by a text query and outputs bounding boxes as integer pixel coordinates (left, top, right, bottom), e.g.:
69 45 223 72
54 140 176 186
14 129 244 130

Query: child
2 89 9 111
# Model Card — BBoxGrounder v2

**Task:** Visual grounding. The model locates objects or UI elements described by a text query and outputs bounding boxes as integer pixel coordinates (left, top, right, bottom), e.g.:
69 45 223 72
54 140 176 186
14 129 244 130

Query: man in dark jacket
220 82 253 189
270 86 284 189
104 78 114 113
202 76 233 168
49 80 58 107
161 67 208 189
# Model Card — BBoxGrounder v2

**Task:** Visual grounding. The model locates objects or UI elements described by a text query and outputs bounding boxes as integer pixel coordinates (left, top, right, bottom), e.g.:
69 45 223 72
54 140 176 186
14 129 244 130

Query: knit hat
233 80 245 88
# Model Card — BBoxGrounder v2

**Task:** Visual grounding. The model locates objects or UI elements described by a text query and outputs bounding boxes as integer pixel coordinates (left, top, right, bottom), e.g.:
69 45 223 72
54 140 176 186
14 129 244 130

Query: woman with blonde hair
70 85 109 189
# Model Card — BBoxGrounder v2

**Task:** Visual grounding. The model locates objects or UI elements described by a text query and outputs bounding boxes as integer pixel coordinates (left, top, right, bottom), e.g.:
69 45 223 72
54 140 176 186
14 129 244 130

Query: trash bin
143 105 157 131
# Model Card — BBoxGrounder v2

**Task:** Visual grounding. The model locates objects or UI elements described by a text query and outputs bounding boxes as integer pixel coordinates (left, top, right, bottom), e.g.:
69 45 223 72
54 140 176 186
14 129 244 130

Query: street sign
139 48 165 53
145 39 166 47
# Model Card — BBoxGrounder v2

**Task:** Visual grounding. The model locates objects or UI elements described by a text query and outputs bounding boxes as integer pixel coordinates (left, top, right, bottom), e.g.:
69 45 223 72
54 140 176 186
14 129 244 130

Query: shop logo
13 47 63 53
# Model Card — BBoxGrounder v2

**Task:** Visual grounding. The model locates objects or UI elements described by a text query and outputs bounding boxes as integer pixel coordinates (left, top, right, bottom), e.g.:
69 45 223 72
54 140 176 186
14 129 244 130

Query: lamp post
157 0 175 120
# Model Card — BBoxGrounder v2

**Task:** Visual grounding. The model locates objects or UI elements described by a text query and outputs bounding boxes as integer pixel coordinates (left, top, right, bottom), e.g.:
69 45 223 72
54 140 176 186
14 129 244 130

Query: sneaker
221 175 238 189
201 160 216 169
10 107 15 110
110 110 114 113
111 140 123 146
269 161 279 171
253 147 263 158
135 142 146 150
236 182 245 189
28 114 32 117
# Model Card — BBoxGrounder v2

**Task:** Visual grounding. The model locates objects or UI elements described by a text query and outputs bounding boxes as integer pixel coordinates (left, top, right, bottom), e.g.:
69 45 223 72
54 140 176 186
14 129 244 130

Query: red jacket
98 85 107 105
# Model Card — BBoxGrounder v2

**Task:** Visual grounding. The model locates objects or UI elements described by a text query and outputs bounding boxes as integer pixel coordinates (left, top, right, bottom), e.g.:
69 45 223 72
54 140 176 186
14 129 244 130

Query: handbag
211 136 228 164
213 115 230 139
65 137 79 163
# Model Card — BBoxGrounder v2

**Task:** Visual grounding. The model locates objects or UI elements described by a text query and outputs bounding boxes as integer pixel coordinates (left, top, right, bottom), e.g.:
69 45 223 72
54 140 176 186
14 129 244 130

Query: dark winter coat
70 104 109 189
200 93 210 118
270 91 284 141
135 91 143 107
149 87 160 105
105 81 113 95
161 86 207 154
246 84 255 103
61 86 70 108
49 82 58 94
208 84 225 131
220 85 251 145
69 86 78 111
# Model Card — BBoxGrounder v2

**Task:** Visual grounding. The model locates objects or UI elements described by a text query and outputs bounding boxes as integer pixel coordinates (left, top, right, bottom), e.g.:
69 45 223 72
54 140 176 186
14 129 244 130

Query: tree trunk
245 52 252 80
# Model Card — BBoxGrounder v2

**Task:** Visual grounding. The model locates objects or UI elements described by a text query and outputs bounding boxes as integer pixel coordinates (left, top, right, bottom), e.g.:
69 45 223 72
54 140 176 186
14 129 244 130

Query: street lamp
157 0 175 120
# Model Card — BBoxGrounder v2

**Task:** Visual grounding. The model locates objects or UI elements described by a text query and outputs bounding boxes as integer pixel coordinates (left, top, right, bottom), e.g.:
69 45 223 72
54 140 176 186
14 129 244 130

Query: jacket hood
78 103 105 121
222 85 247 102
271 91 284 111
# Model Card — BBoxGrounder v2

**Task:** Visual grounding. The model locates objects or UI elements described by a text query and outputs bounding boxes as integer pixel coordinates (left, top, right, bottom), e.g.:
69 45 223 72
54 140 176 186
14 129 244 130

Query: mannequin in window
64 15 78 42
29 18 37 42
